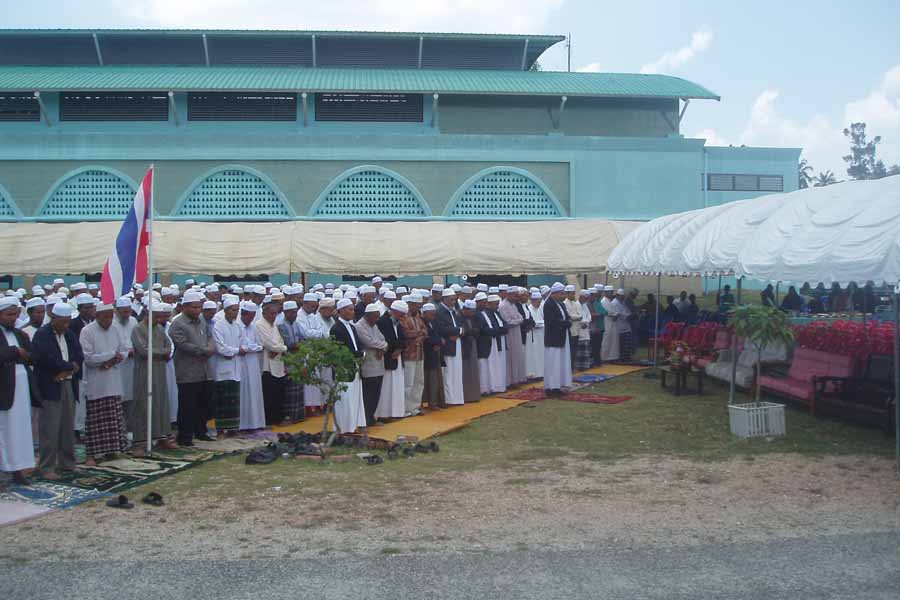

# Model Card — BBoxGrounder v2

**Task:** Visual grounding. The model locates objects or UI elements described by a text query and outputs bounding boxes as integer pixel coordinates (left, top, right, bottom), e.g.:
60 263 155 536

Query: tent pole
654 273 661 368
893 289 899 474
729 277 742 406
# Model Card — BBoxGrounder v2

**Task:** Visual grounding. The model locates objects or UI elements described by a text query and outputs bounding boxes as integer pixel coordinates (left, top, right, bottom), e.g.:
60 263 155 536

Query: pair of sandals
106 492 164 509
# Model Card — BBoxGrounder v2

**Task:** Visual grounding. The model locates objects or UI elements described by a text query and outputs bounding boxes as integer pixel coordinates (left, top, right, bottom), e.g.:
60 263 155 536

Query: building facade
0 29 799 287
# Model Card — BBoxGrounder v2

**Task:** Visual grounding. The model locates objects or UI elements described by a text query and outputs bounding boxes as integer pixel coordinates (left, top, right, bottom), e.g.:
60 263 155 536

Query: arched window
0 185 21 220
174 166 293 220
311 166 430 219
446 167 564 219
38 167 137 220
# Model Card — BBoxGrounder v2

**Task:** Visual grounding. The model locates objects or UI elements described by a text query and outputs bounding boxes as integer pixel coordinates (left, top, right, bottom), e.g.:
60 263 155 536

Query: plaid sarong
214 380 240 432
620 332 634 361
283 379 304 422
575 339 593 371
85 396 128 459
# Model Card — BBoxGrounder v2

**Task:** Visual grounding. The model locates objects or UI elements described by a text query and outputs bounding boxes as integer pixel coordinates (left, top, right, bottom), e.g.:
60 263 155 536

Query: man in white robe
526 291 545 379
499 287 527 387
111 297 137 434
0 297 35 485
237 302 265 430
374 301 407 419
295 293 329 411
330 299 367 434
610 289 632 363
485 295 508 393
600 286 622 362
437 289 465 405
211 297 243 434
543 282 573 394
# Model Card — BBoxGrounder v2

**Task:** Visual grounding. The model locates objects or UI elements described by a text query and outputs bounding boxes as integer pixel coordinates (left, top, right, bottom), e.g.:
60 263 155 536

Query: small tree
798 158 814 189
843 122 887 180
814 170 837 187
282 336 362 446
728 305 795 402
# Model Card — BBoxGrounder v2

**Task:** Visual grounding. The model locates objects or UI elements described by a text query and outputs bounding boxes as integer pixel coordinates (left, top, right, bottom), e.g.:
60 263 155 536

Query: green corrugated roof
0 66 720 99
0 29 566 42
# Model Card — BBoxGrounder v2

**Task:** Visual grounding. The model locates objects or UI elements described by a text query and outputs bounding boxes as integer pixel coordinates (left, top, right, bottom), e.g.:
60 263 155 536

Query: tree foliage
283 336 362 444
843 122 888 180
798 158 814 189
814 170 837 187
729 305 795 402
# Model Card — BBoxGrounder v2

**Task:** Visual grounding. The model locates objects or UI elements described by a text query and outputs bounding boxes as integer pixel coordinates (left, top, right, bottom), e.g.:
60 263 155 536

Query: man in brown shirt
400 293 427 416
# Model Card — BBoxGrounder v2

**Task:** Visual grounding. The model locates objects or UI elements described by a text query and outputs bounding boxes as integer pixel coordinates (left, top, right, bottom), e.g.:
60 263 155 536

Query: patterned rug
499 387 632 404
572 374 614 384
0 482 110 510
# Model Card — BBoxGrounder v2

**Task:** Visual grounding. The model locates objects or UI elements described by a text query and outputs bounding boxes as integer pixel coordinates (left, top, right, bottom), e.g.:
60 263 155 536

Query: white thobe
80 321 127 400
526 303 545 379
487 312 507 393
111 316 137 403
295 309 330 407
374 317 406 418
441 309 465 405
600 297 622 362
212 318 242 382
543 300 573 390
0 328 34 472
238 323 265 430
333 318 367 434
164 323 178 421
478 312 493 394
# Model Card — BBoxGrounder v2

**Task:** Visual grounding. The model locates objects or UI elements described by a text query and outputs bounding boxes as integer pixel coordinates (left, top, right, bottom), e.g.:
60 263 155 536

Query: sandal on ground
387 445 400 460
414 442 430 454
106 494 134 509
141 492 165 507
428 441 440 453
365 455 383 465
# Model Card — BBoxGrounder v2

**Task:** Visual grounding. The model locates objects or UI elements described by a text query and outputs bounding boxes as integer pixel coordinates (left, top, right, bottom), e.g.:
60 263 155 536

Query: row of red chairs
649 321 730 364
792 320 896 361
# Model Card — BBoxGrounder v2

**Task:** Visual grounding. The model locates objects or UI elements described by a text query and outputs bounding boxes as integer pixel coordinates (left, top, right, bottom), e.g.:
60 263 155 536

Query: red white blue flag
100 166 153 305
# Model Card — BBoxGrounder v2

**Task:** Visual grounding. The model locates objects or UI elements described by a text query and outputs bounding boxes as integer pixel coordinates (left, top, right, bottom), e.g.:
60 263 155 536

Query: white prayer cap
133 283 144 291
51 302 74 318
264 282 273 289
441 288 456 297
531 291 542 300
461 286 473 294
87 284 98 291
372 276 383 283
365 303 380 314
31 285 45 296
383 283 394 290
161 287 174 296
255 285 268 295
312 283 324 291
45 294 61 306
396 286 408 294
324 289 334 297
476 283 488 292
550 282 565 293
488 287 499 294
540 285 550 294
96 303 114 312
616 288 626 295
71 282 87 291
315 292 325 300
409 294 423 304
302 292 319 303
336 298 353 310
333 290 343 300
26 297 45 310
200 281 209 287
262 295 273 305
282 300 299 311
230 284 241 292
474 292 488 301
530 287 539 293
579 290 591 298
507 286 518 294
202 300 217 310
383 290 397 300
463 299 477 310
0 296 19 311
53 278 65 285
185 278 195 285
487 294 501 303
270 290 285 300
152 283 162 290
345 289 358 299
401 295 411 303
391 300 409 314
319 297 335 308
450 284 462 292
115 297 132 308
182 291 205 304
603 285 614 292
564 284 576 292
498 284 509 291
431 284 444 292
223 296 240 309
291 284 304 294
339 284 349 292
206 285 219 294
240 301 259 313
58 287 70 296
170 284 180 291
421 303 436 312
75 293 94 306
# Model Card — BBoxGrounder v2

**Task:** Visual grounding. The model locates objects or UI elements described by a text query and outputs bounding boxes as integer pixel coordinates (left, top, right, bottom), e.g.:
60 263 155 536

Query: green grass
134 371 894 501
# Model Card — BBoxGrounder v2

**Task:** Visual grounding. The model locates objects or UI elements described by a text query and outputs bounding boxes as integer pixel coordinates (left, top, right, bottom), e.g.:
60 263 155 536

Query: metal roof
0 29 566 42
0 66 720 100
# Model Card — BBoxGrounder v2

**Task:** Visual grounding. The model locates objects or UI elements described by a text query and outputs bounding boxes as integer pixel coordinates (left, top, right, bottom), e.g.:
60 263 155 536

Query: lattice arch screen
448 169 562 218
39 169 136 219
0 188 18 219
175 168 291 219
313 168 429 218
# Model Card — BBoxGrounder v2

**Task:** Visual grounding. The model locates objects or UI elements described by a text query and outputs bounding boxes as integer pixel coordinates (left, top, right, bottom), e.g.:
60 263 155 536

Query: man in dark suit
375 301 408 417
435 289 464 405
543 284 573 396
0 298 40 485
69 294 95 436
31 302 83 479
329 299 367 434
420 304 446 409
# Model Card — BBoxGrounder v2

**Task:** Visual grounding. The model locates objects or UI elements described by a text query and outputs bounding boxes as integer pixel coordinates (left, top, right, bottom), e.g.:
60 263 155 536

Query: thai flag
100 166 153 305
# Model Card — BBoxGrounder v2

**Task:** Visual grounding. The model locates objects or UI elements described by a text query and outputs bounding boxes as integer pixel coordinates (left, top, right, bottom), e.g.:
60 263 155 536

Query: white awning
608 175 900 286
0 219 638 276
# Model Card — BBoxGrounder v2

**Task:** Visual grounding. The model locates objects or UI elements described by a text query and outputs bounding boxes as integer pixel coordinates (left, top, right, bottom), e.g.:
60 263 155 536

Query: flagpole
146 164 155 456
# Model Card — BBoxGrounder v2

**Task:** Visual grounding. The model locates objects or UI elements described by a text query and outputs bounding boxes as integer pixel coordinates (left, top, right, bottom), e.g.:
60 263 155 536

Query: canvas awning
0 219 640 276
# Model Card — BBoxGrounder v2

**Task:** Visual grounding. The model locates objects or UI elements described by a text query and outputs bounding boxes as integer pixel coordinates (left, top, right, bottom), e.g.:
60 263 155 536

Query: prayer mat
152 447 218 463
0 499 54 527
0 482 110 510
86 457 194 480
37 468 145 493
499 387 632 404
191 437 264 453
572 374 614 384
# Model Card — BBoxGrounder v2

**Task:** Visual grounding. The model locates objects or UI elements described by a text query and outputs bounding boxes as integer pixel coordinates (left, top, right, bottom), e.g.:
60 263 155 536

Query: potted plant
726 305 795 438
283 336 362 447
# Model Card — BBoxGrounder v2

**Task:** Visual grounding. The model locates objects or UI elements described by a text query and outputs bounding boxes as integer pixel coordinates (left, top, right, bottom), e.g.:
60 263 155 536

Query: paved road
2 530 898 599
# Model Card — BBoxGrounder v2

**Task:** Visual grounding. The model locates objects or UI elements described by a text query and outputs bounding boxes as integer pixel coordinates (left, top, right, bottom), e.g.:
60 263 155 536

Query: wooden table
659 365 705 396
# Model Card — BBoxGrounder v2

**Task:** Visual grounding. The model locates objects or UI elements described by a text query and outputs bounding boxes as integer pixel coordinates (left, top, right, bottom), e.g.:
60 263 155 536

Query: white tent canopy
0 219 639 277
608 175 900 285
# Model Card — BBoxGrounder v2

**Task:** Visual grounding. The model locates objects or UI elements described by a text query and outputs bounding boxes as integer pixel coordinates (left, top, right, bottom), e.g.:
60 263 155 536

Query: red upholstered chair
759 348 860 415
693 327 732 369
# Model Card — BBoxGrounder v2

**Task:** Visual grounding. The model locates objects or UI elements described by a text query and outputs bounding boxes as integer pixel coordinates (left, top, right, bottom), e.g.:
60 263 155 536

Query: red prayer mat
499 388 632 404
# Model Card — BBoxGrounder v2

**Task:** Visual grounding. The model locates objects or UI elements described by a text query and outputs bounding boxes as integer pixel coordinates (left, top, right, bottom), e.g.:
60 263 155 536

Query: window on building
706 174 783 192
187 93 297 121
315 93 423 122
0 93 40 122
59 92 169 121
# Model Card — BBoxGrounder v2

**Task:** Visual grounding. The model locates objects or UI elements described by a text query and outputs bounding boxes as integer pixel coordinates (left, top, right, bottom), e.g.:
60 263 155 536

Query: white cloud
576 62 602 73
640 28 712 75
693 128 729 147
844 65 900 131
113 0 565 34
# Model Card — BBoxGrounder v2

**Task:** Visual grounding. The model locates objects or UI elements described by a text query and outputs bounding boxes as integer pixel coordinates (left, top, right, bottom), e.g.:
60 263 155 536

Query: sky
2 0 900 178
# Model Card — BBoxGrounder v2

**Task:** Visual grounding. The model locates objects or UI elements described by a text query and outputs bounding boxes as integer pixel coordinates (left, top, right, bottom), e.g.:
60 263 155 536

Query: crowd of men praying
0 276 637 485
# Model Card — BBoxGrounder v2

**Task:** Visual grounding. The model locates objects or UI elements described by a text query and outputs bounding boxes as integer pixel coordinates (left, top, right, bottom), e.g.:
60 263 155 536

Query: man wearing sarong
277 300 306 423
211 296 243 435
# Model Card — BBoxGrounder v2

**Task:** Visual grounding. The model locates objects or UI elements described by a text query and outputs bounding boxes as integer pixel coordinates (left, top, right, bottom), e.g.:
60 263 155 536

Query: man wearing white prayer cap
31 285 45 298
526 291 545 379
543 282 573 396
379 290 396 316
210 295 243 435
87 283 99 298
499 286 529 387
476 283 488 293
22 297 46 340
294 291 329 414
354 300 388 425
52 278 65 291
435 288 465 406
31 300 82 479
600 286 621 362
71 282 87 293
0 296 38 484
235 301 266 430
255 295 288 426
330 297 367 434
70 293 97 434
276 300 305 424
111 296 138 425
373 297 407 419
430 284 444 304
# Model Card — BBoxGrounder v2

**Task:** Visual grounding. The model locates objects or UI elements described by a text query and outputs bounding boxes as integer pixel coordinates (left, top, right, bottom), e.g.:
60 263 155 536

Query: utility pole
567 33 572 72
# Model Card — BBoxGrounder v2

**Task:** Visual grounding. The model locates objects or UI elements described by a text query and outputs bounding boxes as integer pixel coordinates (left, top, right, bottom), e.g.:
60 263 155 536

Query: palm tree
814 170 837 187
798 158 814 189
